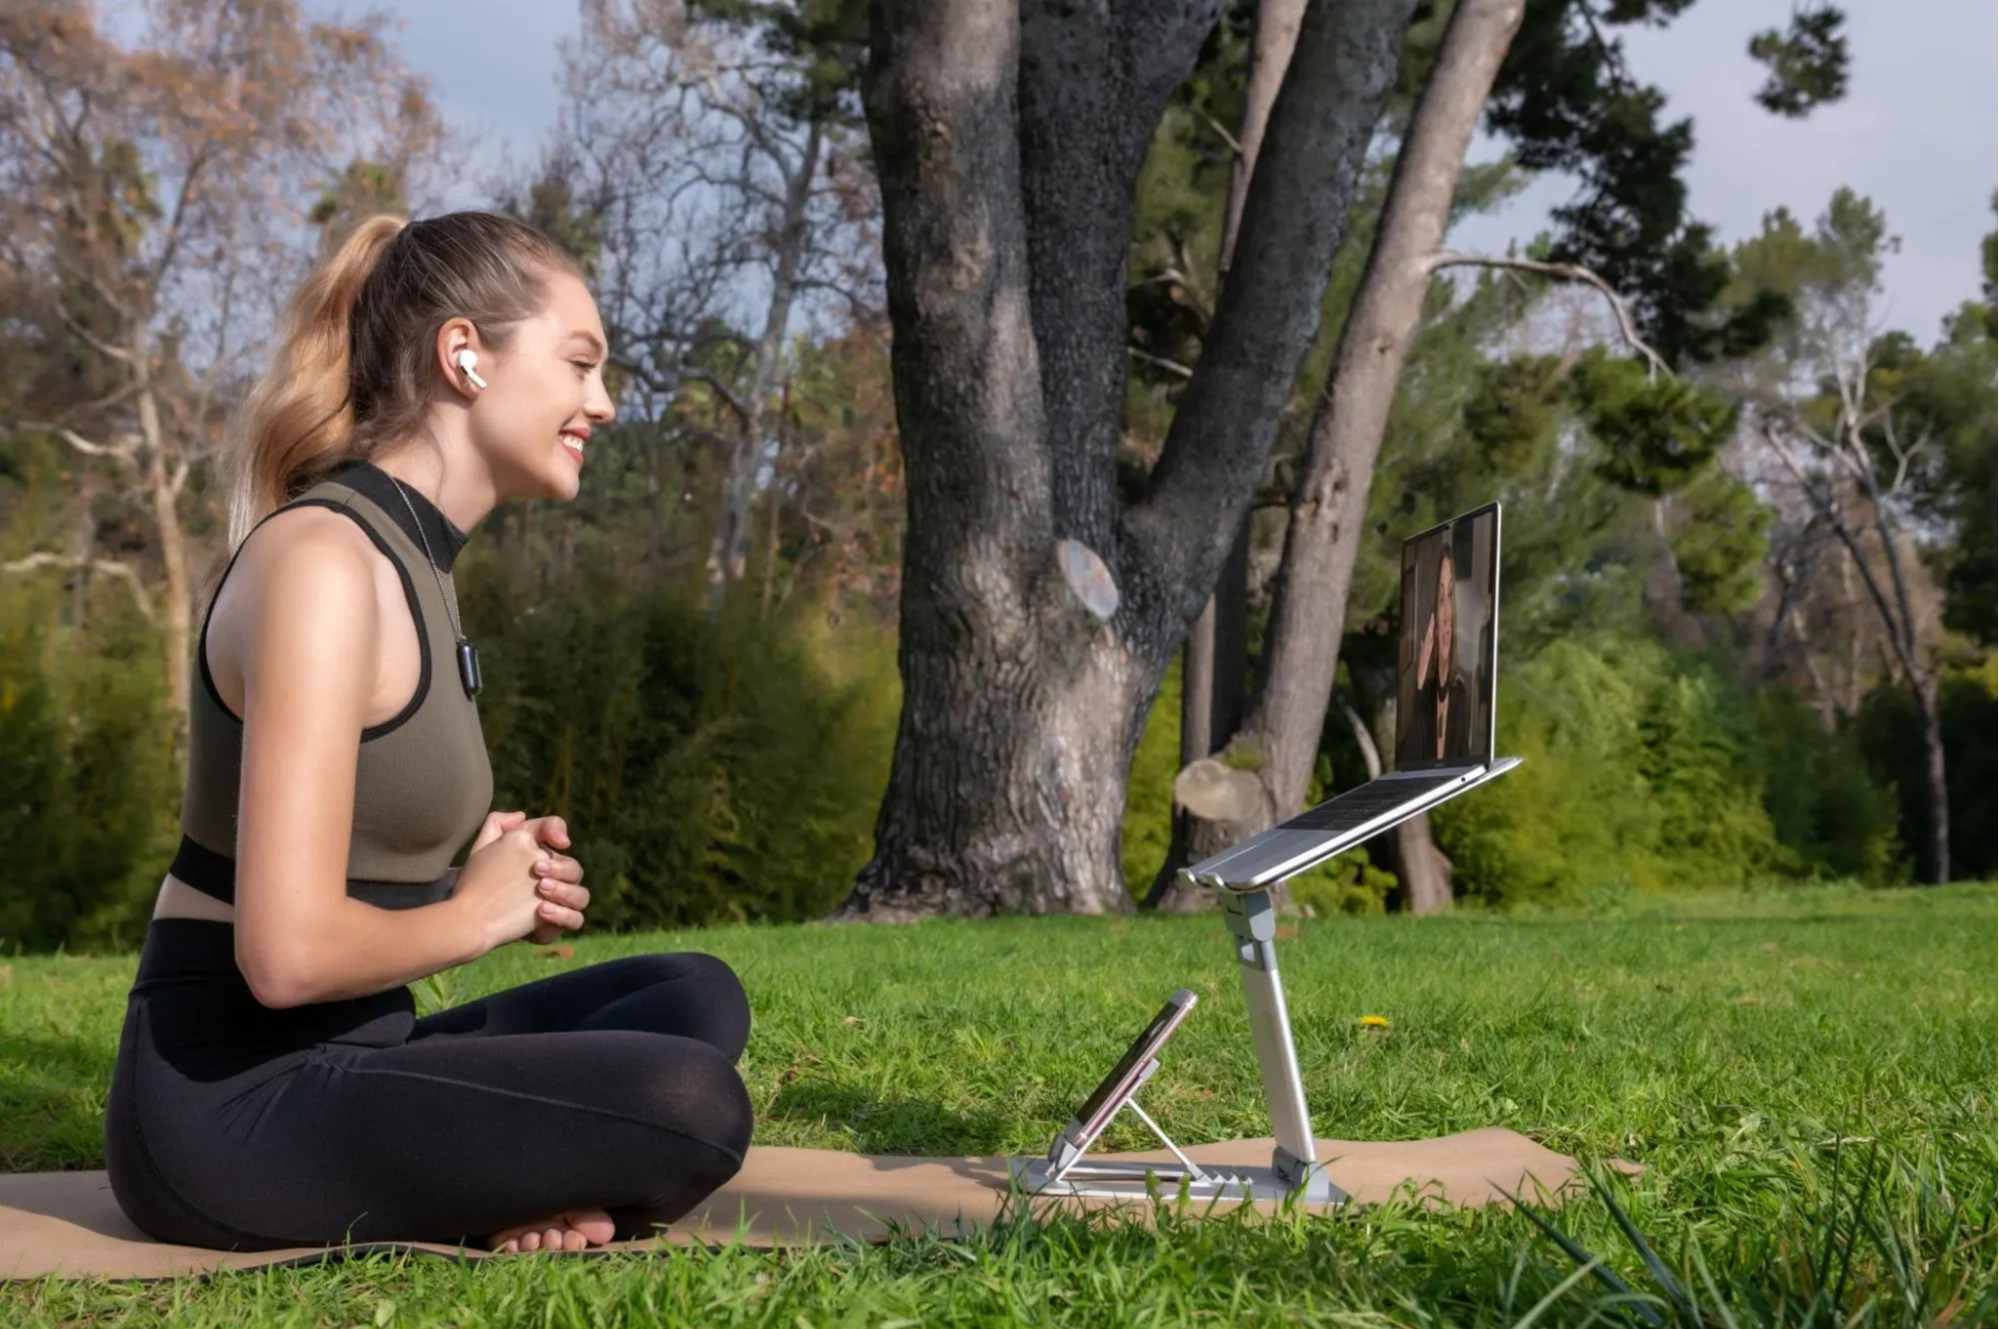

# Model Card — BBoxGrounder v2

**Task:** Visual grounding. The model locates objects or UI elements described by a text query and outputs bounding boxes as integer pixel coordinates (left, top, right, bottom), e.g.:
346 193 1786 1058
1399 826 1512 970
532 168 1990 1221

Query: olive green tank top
169 459 495 910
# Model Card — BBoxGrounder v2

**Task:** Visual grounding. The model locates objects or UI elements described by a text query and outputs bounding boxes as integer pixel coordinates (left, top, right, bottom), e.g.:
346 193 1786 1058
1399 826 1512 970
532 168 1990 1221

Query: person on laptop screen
1183 502 1515 892
1402 546 1474 765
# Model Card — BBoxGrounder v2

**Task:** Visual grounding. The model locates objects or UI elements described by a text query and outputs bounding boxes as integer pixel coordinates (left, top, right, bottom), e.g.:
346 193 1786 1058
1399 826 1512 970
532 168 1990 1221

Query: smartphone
1066 988 1199 1145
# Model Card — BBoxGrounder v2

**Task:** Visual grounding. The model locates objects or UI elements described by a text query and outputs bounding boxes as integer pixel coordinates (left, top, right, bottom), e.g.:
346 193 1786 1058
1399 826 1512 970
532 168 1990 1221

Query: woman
104 212 754 1255
1404 547 1473 765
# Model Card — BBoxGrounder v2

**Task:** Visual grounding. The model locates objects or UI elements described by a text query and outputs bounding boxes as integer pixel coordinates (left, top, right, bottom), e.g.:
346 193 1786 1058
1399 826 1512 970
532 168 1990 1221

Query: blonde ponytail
222 216 406 552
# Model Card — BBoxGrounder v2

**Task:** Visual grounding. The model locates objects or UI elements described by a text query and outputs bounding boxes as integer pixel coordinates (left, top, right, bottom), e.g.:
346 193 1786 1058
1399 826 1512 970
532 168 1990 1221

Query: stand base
1008 1156 1344 1206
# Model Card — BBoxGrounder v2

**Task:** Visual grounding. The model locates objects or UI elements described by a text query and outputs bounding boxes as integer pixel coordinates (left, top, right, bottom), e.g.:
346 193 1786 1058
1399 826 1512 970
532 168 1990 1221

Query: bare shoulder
212 505 385 716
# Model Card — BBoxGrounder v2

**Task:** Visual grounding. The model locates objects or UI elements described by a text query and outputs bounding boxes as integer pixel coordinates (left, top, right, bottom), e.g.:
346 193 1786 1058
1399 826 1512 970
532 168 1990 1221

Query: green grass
2 882 1993 1326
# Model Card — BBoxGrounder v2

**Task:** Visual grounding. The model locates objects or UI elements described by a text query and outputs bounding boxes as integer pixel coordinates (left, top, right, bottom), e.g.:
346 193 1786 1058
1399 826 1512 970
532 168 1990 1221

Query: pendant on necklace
457 640 483 697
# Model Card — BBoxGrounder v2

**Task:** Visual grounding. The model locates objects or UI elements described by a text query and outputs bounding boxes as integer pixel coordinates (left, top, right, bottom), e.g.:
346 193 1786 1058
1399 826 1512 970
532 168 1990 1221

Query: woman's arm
229 513 499 1008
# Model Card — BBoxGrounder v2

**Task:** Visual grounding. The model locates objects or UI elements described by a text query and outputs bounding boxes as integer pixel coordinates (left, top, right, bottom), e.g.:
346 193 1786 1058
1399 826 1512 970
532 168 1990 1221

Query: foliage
1747 3 1850 118
1120 655 1181 899
0 582 177 955
3 886 1992 1324
1665 467 1770 615
1751 688 1902 883
1854 656 1998 882
1433 637 1793 904
1485 1 1844 368
1882 217 1997 647
1571 350 1737 496
461 549 898 929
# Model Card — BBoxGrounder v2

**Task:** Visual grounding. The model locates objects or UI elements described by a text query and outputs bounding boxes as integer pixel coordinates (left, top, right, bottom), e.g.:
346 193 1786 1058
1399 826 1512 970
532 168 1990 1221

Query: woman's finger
537 878 591 912
536 900 586 932
471 809 527 854
532 856 584 884
521 814 571 851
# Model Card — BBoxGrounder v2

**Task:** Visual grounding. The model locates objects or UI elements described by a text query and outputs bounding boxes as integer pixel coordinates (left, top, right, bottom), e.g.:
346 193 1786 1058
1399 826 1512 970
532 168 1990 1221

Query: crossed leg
399 950 754 1249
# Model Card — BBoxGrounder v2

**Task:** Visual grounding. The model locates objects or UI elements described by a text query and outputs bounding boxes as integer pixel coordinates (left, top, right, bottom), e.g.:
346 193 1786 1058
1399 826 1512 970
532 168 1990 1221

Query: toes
564 1208 617 1245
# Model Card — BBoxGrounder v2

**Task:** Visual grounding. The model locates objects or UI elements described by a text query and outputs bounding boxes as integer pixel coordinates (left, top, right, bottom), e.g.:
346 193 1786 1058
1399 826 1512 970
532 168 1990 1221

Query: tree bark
1916 674 1952 882
1150 0 1306 912
843 0 1416 918
1220 0 1307 276
1221 0 1526 839
843 0 1127 917
708 119 823 605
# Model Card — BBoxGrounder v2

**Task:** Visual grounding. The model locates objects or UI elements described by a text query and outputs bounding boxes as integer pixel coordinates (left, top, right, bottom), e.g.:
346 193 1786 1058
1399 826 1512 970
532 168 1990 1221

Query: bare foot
487 1207 616 1253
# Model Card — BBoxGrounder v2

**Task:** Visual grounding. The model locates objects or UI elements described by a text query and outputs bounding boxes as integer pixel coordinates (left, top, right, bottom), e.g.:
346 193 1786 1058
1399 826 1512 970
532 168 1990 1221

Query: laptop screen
1394 504 1500 771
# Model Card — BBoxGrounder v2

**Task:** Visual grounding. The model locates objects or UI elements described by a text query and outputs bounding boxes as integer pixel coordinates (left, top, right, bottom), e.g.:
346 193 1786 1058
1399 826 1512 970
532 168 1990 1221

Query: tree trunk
843 0 1415 918
1148 0 1306 912
135 358 190 731
708 119 823 606
842 0 1132 917
1348 638 1452 911
760 383 789 616
1916 672 1952 884
1224 0 1526 836
1219 0 1307 275
1145 512 1250 912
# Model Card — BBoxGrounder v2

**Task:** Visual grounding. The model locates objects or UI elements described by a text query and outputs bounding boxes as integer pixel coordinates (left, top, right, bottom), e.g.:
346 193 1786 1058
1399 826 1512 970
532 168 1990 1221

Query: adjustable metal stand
1010 886 1345 1206
1221 887 1343 1205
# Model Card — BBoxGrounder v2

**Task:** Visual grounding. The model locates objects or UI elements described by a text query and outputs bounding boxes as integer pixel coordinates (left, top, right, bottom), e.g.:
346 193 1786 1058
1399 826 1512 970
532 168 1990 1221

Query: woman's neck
369 446 498 537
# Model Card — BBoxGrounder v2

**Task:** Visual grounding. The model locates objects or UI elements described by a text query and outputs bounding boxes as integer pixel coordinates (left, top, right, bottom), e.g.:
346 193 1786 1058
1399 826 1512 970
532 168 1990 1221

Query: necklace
387 475 482 698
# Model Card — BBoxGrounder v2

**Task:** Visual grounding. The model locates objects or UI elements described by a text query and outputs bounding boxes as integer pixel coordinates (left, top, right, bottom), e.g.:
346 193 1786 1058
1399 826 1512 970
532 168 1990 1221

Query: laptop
1182 501 1521 893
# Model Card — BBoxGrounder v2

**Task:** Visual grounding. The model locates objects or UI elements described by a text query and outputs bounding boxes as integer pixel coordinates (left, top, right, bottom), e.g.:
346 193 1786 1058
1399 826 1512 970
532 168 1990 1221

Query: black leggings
105 919 754 1250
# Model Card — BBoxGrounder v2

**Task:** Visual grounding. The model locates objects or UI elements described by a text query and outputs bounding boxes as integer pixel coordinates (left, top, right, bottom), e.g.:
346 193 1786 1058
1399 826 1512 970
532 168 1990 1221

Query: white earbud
455 349 488 390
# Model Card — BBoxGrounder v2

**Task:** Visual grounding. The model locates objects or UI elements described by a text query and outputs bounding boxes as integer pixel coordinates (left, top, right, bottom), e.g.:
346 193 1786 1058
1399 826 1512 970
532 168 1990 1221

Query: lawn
2 881 1992 1326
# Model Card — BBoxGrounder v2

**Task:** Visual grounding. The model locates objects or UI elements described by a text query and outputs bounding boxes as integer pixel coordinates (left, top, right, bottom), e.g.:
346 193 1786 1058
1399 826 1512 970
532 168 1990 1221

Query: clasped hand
461 809 590 948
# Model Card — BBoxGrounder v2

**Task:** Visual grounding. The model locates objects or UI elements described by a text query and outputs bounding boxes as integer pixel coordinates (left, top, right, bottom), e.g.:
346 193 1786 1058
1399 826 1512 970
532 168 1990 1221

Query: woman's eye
572 360 597 373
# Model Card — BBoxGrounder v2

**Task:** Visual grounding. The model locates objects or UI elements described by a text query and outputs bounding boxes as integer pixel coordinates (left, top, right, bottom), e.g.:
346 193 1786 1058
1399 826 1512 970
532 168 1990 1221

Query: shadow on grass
0 1033 115 1172
762 1079 1010 1156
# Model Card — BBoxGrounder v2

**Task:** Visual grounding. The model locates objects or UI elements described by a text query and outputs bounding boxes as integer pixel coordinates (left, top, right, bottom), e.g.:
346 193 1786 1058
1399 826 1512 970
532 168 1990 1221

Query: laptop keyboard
1279 772 1466 834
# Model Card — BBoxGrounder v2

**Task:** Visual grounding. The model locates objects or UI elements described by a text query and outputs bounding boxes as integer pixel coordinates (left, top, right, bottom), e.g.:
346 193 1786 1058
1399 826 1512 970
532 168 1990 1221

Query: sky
365 0 1995 344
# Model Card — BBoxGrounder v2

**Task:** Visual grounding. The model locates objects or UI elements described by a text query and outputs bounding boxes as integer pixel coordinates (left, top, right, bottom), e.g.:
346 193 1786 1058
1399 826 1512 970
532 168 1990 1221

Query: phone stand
1011 887 1345 1206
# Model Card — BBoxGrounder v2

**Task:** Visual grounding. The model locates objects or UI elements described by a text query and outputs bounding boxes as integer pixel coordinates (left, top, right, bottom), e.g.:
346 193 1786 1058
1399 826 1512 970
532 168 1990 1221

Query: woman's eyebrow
567 331 608 357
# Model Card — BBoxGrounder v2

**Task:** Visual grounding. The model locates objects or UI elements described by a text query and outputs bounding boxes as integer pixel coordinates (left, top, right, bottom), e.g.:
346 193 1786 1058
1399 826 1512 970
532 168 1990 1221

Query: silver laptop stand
1012 758 1523 1207
1010 885 1344 1206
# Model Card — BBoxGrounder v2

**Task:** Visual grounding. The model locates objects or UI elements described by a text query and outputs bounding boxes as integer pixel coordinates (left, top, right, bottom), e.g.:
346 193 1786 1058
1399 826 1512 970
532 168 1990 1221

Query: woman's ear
436 317 483 400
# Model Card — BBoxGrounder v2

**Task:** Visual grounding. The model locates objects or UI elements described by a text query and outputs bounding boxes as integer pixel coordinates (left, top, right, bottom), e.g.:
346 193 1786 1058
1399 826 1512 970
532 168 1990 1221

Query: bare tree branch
2 552 157 624
1431 250 1671 378
1127 345 1194 379
1761 420 1924 685
18 424 144 466
1195 105 1243 158
676 367 751 426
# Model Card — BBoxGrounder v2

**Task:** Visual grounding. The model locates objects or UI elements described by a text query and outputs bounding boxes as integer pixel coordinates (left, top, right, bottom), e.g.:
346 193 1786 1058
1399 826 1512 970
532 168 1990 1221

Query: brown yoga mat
1 1129 1603 1280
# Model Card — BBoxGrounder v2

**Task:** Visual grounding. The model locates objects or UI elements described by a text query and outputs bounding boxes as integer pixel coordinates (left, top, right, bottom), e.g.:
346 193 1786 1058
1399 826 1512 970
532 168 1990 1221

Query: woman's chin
539 457 584 500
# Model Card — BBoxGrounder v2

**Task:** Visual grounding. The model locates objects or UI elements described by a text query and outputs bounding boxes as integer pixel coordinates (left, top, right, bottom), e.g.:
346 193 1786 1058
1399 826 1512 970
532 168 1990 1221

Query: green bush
1121 656 1180 900
0 584 178 953
1855 655 1998 881
1433 636 1789 904
1753 686 1903 881
462 551 898 927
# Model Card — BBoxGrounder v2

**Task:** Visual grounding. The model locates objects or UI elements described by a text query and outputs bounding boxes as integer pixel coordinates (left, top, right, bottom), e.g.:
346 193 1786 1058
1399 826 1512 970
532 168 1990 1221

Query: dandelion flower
1359 1014 1390 1029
